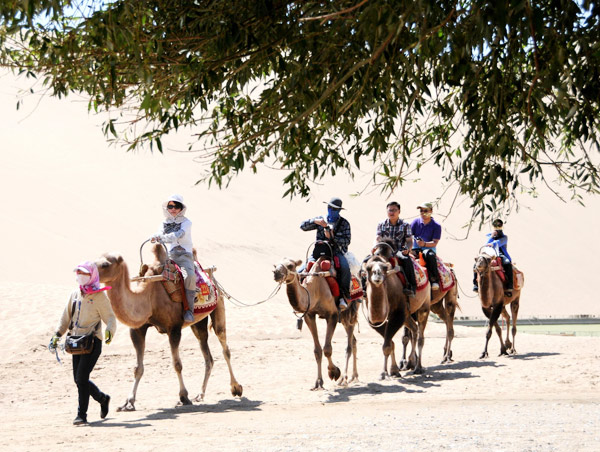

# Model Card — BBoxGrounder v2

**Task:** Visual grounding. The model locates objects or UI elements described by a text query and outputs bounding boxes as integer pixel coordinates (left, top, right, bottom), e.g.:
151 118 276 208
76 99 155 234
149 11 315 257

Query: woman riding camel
473 218 514 297
49 261 117 425
151 194 197 322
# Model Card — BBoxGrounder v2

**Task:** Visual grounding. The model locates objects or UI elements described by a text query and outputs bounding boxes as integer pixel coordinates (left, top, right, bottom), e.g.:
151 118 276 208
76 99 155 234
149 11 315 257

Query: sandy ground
1 70 599 451
1 282 599 452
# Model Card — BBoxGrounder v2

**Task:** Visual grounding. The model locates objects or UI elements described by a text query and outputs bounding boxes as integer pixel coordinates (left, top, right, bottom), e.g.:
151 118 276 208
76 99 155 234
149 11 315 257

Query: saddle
387 255 455 292
154 259 218 314
492 257 524 290
306 259 363 301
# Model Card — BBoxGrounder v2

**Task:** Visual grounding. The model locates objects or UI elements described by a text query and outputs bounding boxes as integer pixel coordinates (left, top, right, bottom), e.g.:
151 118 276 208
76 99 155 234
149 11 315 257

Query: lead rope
212 275 283 307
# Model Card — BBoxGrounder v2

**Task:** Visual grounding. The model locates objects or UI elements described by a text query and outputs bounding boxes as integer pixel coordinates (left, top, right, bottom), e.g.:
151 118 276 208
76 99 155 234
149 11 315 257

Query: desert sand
0 70 599 451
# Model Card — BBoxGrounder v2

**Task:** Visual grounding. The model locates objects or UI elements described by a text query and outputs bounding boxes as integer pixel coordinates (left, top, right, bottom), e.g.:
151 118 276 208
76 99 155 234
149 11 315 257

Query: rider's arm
300 218 320 231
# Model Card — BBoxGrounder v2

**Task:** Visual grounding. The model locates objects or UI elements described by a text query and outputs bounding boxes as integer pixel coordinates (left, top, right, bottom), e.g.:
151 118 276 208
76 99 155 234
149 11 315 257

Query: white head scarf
162 194 188 224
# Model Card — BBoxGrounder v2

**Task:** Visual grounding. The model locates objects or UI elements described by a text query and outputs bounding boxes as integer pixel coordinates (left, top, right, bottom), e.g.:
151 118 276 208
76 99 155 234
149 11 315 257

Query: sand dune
1 70 599 451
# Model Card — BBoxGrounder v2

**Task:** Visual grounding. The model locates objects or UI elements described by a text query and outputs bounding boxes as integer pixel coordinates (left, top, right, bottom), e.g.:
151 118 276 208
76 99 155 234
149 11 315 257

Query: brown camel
273 257 359 389
474 250 523 358
373 239 459 364
362 253 431 378
95 247 243 410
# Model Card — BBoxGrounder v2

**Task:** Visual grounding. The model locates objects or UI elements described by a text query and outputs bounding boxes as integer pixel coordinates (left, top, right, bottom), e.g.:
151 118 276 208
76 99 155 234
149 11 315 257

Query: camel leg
411 307 429 374
189 318 213 402
340 312 358 385
501 307 512 351
509 297 520 354
400 326 411 371
404 315 420 372
323 314 341 383
167 326 193 405
209 301 243 397
118 325 150 412
480 302 506 359
432 301 454 364
303 314 325 390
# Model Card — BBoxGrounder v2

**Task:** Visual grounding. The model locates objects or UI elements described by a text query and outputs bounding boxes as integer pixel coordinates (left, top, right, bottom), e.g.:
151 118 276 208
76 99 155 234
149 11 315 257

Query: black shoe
473 285 479 293
403 287 416 296
100 395 110 419
73 416 87 425
504 290 512 297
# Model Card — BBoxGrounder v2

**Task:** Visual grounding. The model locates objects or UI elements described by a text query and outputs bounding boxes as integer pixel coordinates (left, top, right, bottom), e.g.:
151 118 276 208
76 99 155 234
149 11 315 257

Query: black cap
492 219 504 228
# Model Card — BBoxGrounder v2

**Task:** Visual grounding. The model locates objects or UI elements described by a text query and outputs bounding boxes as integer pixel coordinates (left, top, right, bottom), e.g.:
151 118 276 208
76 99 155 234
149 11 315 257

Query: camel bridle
275 263 311 319
362 262 391 329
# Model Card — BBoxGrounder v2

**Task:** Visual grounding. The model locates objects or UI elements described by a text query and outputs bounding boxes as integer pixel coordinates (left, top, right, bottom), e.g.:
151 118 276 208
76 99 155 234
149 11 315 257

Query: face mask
327 208 340 224
76 274 91 286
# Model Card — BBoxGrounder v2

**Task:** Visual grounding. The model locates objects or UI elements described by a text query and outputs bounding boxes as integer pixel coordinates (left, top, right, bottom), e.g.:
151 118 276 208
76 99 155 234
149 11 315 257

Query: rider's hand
49 334 60 350
105 330 112 345
401 249 410 256
151 235 163 244
314 218 328 227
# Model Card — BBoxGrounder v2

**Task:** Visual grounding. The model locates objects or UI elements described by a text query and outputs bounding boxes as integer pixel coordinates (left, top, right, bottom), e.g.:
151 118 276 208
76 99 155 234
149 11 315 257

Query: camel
362 252 431 378
474 249 523 358
95 247 243 410
272 257 359 389
373 239 460 364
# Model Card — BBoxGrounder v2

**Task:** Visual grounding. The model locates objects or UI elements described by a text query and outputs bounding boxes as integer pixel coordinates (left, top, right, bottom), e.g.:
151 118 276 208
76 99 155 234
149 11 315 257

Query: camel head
474 253 492 276
373 237 397 260
362 256 391 287
273 258 302 284
96 252 125 284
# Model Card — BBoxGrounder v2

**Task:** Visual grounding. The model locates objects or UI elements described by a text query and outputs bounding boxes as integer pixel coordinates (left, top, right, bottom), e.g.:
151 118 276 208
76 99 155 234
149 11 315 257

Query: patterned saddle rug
436 256 456 291
158 259 218 314
306 259 364 301
492 258 524 290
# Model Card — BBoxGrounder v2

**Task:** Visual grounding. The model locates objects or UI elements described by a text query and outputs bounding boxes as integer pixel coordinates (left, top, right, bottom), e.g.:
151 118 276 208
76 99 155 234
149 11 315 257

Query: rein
286 271 311 321
361 293 389 328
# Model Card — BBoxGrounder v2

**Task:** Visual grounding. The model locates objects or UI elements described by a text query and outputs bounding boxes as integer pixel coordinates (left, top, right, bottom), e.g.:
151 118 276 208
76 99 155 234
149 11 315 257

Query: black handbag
64 333 95 355
64 299 98 355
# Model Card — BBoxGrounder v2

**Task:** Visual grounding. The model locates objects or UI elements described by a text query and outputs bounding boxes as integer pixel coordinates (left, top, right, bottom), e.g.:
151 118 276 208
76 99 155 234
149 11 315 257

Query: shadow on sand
88 397 262 427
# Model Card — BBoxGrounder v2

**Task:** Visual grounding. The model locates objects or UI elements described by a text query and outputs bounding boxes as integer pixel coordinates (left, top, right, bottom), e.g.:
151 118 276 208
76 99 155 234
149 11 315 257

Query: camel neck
107 263 152 328
286 279 310 313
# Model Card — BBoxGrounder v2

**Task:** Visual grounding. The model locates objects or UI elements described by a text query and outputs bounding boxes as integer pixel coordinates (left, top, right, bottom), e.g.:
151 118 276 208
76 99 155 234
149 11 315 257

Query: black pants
398 253 417 290
414 249 439 283
72 337 106 420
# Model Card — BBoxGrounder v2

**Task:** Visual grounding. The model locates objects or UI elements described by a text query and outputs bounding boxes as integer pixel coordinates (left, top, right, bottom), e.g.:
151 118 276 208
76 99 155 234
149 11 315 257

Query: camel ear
383 262 392 271
474 257 477 261
295 259 302 268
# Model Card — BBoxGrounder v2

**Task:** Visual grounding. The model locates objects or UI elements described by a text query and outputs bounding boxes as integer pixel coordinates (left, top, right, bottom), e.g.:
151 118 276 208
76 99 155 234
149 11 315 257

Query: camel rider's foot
73 415 87 425
183 310 195 322
100 395 110 419
339 299 348 311
431 281 440 290
403 286 416 297
504 290 513 297
473 285 479 293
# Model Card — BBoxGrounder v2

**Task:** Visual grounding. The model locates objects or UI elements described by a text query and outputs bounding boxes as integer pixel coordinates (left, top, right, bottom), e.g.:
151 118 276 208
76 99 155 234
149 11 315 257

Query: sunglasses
167 204 180 210
419 209 431 213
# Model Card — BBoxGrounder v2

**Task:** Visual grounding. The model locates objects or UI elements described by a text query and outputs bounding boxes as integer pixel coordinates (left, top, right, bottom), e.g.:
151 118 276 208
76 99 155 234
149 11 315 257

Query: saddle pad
436 256 455 291
349 276 363 300
513 266 524 290
193 262 218 314
410 255 429 291
162 260 181 283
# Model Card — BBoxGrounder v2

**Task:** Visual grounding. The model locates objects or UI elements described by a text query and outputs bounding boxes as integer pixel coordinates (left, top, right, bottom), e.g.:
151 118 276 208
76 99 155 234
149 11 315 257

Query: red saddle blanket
389 255 455 292
193 262 218 315
307 260 363 301
493 258 524 290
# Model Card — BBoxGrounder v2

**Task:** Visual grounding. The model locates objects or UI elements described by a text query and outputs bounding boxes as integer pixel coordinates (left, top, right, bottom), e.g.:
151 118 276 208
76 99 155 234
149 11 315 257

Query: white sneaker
431 282 440 290
339 299 348 311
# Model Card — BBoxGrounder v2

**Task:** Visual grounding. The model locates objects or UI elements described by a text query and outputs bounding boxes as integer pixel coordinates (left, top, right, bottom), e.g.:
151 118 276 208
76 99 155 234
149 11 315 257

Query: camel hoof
178 396 193 406
311 378 324 390
192 394 205 403
231 384 243 397
328 366 341 381
117 402 135 412
412 367 425 375
479 352 488 359
379 372 388 381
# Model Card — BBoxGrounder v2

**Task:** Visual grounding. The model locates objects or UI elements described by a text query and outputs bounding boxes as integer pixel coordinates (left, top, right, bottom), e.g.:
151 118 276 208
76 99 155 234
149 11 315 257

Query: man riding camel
410 201 442 290
300 197 352 311
375 201 417 296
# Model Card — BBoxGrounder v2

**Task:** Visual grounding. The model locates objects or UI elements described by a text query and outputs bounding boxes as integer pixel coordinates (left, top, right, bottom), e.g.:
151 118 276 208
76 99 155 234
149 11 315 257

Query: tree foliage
1 0 599 221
